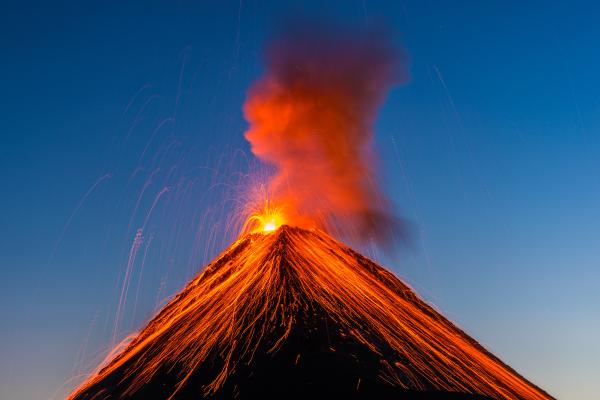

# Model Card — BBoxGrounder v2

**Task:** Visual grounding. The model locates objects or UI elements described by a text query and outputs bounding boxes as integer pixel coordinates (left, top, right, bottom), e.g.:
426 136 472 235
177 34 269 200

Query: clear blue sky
1 1 598 399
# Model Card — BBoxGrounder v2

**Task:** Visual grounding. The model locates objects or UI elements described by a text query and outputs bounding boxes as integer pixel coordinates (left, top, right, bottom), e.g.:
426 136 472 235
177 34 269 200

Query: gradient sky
1 1 599 399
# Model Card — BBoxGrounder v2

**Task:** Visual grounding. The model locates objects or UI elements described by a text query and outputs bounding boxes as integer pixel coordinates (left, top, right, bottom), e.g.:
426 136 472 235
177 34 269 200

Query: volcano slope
70 226 552 399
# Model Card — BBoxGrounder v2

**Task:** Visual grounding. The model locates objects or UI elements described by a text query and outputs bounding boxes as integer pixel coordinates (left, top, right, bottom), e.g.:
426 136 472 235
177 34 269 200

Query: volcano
70 226 552 399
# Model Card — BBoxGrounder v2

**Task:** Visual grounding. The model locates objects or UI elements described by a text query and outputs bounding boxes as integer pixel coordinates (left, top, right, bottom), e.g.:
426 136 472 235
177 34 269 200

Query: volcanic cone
70 226 552 399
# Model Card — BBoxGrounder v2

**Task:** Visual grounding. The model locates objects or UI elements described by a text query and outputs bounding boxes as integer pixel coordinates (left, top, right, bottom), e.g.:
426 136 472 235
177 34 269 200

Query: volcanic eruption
69 25 553 399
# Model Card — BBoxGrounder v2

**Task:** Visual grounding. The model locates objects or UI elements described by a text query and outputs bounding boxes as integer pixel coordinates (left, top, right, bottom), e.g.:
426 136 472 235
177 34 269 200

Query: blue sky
1 1 599 399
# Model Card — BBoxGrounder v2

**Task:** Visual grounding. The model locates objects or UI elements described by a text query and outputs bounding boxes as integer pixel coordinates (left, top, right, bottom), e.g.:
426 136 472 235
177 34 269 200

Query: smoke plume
244 24 408 244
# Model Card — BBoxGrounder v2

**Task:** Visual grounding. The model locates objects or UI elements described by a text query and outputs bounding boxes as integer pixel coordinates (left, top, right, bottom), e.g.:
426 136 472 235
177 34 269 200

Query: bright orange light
256 210 283 233
242 199 286 234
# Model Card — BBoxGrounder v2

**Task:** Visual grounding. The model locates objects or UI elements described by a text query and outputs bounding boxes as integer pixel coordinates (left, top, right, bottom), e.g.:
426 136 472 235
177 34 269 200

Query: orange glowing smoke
244 25 408 243
69 226 552 399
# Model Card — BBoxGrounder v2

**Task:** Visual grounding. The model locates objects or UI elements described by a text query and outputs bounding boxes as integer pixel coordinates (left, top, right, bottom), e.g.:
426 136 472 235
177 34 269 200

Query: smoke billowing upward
244 24 409 244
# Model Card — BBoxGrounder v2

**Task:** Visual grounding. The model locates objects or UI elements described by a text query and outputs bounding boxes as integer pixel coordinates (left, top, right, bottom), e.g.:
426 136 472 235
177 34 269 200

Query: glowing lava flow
69 225 552 399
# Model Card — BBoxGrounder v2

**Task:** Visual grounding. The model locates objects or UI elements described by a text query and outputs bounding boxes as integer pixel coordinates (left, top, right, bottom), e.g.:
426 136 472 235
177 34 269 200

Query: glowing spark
242 196 286 234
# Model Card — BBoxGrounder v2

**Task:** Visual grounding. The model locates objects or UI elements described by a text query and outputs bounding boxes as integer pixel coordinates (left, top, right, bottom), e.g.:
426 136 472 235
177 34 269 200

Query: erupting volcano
70 226 551 399
70 25 552 400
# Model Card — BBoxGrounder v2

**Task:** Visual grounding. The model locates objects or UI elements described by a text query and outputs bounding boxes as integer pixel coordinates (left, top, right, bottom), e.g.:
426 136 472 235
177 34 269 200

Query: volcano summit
70 226 552 399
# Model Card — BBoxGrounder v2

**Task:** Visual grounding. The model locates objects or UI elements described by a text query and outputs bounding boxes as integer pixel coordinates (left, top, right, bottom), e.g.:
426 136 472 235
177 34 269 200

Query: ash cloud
244 23 409 245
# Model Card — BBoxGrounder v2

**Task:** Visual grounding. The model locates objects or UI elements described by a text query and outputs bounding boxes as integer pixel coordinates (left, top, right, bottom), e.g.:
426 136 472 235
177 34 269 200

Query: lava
69 226 552 399
242 199 287 233
262 220 277 232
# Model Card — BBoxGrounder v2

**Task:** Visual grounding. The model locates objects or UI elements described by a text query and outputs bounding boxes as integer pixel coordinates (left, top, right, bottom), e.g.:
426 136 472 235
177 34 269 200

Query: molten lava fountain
70 225 551 399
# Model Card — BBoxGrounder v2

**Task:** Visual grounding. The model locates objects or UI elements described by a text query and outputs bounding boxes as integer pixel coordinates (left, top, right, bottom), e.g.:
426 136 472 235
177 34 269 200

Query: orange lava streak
70 226 551 400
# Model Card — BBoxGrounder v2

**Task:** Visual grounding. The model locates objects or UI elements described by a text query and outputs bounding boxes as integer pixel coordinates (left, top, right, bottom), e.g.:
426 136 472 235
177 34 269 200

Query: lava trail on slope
70 226 553 399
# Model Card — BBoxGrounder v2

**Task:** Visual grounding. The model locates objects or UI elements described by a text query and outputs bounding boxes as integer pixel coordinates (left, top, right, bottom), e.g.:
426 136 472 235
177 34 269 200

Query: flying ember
243 199 286 234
